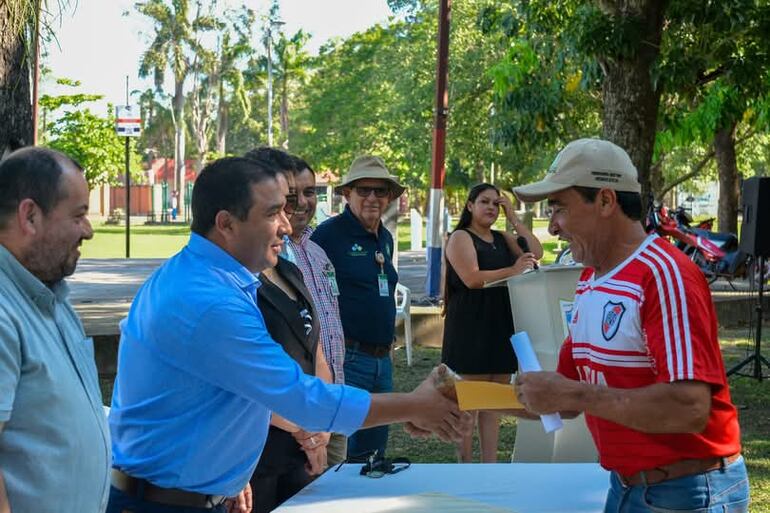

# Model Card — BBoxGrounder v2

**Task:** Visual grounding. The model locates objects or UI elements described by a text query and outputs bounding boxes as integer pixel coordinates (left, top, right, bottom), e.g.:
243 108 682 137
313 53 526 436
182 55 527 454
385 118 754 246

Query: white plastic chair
395 283 413 366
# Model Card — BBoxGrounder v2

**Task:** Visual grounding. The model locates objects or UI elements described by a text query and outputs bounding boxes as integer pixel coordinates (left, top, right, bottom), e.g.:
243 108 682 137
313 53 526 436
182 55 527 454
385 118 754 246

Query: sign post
115 103 141 258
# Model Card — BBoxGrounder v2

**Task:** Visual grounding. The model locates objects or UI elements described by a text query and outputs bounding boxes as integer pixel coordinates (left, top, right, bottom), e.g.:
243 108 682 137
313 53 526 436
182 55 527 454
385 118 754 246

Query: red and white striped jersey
557 234 740 476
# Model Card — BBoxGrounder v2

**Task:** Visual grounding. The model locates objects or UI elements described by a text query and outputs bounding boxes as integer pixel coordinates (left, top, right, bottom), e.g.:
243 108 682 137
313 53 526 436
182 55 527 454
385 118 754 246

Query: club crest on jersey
602 301 626 341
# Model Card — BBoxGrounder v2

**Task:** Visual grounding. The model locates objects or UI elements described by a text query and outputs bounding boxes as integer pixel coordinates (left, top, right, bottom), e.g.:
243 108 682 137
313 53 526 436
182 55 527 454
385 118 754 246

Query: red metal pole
430 0 450 190
426 0 451 298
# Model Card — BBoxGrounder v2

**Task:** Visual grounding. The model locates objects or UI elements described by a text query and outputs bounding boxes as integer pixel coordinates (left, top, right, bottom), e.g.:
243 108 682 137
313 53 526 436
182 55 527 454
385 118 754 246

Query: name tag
378 273 389 297
325 270 340 297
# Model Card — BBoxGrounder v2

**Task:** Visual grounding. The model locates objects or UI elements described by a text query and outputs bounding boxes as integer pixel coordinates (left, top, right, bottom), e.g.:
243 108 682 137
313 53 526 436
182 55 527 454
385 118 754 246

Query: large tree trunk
0 5 33 153
474 161 484 183
599 0 668 204
173 78 186 219
714 122 740 234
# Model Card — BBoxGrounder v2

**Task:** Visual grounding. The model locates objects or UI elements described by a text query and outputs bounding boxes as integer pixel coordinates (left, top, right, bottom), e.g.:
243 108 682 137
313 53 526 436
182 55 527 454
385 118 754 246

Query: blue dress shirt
0 245 111 513
109 233 370 496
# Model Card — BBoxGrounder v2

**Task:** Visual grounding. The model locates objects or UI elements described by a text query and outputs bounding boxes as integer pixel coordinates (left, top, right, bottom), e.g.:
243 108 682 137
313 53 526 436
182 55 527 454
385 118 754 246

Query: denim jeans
343 348 393 459
604 456 750 513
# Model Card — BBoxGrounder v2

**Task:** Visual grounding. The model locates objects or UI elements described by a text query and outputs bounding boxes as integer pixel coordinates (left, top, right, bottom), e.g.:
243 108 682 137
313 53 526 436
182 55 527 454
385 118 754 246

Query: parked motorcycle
555 203 759 287
655 205 770 285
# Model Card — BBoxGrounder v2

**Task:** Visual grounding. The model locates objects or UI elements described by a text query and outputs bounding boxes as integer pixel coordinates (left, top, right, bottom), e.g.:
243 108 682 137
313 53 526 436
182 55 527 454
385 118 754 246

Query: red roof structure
149 159 197 187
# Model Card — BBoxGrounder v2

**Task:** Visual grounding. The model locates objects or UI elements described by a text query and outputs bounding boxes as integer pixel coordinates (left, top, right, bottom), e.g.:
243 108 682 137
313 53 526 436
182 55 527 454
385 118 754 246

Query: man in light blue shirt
0 147 110 513
108 156 469 513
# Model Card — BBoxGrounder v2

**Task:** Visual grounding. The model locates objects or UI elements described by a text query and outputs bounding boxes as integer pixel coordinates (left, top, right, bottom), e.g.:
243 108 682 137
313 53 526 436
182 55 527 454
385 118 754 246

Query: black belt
111 469 226 509
619 453 742 487
345 339 391 358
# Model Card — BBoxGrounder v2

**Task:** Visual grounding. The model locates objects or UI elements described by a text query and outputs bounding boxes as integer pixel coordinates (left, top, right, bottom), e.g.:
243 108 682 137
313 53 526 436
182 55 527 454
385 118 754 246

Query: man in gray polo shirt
0 147 110 512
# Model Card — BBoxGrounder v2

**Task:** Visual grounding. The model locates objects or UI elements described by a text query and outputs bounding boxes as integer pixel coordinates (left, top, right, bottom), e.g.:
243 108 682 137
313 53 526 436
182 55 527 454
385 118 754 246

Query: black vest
256 258 319 374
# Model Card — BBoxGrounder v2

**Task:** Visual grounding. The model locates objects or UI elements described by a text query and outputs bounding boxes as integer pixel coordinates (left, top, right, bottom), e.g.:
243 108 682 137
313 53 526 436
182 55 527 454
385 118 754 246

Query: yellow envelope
455 380 524 411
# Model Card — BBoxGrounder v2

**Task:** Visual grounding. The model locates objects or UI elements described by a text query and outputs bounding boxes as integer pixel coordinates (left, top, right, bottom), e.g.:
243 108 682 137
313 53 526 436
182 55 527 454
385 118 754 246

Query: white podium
492 264 598 463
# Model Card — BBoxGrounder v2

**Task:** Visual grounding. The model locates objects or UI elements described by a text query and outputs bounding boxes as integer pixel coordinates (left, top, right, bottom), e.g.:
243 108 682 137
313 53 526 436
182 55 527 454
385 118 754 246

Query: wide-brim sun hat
334 155 406 198
512 138 642 203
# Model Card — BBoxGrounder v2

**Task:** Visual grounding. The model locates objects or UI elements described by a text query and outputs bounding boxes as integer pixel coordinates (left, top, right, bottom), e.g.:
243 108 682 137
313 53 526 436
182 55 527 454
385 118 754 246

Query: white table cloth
275 463 610 512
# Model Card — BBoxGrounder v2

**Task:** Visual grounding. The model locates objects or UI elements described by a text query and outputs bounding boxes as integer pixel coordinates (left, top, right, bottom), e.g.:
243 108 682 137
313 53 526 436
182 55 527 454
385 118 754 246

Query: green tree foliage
481 1 602 185
186 2 221 172
136 0 217 213
213 7 255 155
273 28 311 149
0 1 74 150
135 88 176 161
292 0 514 208
484 0 669 199
484 0 770 228
40 79 141 187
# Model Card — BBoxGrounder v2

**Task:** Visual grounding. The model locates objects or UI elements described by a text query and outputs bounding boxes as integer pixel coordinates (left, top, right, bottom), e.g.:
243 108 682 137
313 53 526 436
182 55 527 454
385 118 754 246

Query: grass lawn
81 223 191 258
396 217 561 262
389 327 770 512
85 219 562 261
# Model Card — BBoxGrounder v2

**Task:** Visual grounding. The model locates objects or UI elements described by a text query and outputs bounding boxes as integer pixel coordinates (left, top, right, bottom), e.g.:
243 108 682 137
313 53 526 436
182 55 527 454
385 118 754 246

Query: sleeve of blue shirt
170 297 370 436
0 310 20 422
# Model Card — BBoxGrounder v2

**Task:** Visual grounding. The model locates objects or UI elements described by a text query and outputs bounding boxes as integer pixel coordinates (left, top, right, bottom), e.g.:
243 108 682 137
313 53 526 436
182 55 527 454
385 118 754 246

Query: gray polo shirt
0 245 110 513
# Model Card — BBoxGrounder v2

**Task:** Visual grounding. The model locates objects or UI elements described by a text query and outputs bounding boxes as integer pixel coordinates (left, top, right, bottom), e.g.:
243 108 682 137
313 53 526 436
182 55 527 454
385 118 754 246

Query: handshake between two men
364 364 474 444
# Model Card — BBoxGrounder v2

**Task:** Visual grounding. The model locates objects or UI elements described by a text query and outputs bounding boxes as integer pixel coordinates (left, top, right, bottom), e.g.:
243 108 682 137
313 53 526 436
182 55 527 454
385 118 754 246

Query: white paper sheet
510 331 564 433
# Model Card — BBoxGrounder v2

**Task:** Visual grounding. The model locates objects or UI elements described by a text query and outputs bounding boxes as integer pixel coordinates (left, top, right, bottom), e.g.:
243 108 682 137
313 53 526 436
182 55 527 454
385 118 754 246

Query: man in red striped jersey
512 139 749 512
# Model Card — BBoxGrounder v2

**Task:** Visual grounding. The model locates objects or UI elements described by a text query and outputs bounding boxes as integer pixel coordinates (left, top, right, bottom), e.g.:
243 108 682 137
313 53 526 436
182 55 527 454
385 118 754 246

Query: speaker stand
728 255 770 380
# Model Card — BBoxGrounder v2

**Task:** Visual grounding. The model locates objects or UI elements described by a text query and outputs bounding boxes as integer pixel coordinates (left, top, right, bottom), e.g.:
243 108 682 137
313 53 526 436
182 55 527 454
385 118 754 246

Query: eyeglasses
284 194 298 216
334 450 411 478
353 186 390 199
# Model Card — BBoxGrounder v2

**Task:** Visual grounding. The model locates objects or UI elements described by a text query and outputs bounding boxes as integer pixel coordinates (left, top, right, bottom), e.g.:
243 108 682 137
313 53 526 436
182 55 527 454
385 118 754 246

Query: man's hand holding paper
514 371 580 417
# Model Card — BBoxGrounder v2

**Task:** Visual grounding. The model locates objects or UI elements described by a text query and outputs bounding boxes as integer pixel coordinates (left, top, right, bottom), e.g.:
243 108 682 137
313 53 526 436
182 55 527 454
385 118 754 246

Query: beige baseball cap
513 138 641 203
334 155 405 197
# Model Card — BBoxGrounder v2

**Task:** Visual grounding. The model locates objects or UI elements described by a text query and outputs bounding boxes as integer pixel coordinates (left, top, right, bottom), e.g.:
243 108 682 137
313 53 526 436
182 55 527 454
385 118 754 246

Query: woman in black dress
441 183 543 462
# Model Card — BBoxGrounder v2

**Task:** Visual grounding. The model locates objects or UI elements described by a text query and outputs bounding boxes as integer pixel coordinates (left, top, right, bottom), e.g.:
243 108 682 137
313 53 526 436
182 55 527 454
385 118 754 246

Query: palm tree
0 1 34 153
214 7 255 155
0 1 70 152
136 0 197 218
273 29 311 149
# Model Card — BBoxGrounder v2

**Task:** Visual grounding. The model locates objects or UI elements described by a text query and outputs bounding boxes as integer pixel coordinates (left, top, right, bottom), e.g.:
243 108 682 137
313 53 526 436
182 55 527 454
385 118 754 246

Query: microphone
517 236 539 270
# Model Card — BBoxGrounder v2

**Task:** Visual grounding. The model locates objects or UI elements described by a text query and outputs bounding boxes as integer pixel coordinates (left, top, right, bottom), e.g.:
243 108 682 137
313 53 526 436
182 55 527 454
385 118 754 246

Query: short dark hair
291 155 314 176
191 157 278 236
243 147 297 177
0 147 83 229
573 186 643 221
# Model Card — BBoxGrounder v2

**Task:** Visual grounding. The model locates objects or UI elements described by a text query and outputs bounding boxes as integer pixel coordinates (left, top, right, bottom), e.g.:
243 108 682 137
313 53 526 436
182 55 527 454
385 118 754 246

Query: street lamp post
265 18 284 147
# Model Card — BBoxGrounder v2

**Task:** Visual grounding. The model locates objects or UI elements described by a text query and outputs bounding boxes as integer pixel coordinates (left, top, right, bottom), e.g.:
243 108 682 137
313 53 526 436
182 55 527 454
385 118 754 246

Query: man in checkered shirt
285 155 348 466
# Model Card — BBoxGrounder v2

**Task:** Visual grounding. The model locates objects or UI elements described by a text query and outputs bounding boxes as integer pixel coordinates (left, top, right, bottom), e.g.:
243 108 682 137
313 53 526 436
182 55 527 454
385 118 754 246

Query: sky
43 0 394 110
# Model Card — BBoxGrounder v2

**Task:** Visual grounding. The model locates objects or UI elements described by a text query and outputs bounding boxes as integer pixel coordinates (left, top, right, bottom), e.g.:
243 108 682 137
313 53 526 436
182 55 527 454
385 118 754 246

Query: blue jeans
106 486 227 513
343 348 393 459
604 456 750 512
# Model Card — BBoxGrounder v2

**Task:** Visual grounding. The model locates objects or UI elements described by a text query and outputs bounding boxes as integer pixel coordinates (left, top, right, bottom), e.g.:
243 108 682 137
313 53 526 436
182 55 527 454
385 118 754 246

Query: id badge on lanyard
375 250 389 297
324 264 340 296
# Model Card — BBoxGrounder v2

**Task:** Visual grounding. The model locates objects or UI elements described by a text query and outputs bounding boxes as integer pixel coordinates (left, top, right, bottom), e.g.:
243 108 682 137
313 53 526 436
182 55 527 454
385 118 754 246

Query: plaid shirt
286 227 346 384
